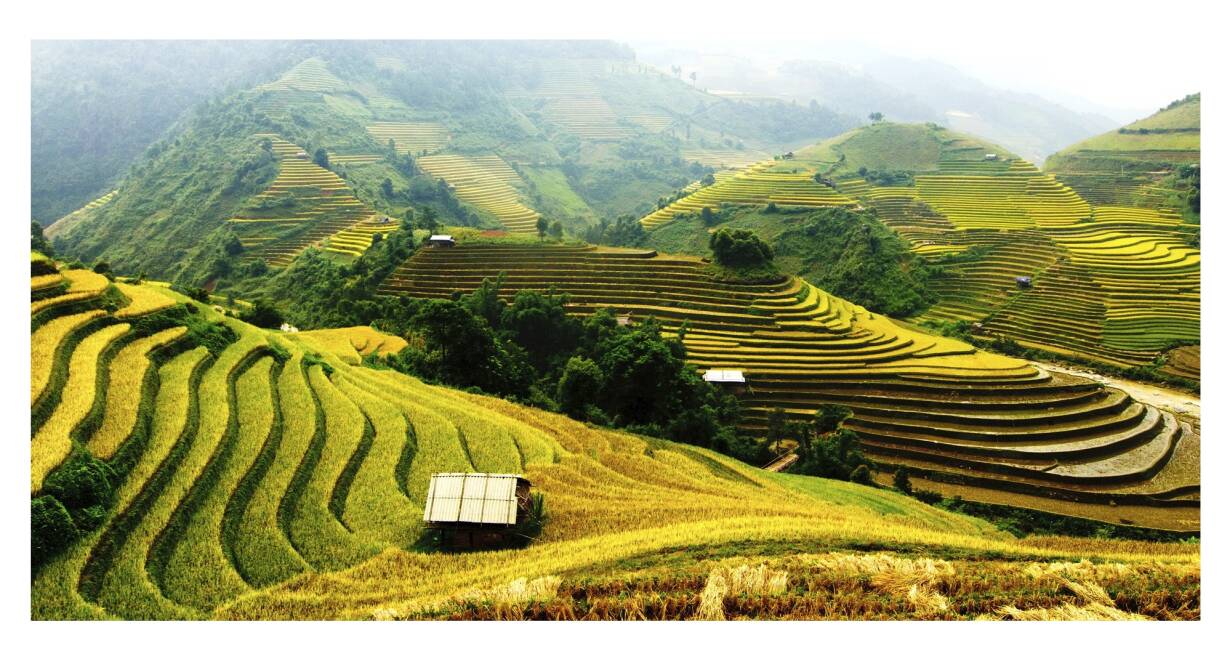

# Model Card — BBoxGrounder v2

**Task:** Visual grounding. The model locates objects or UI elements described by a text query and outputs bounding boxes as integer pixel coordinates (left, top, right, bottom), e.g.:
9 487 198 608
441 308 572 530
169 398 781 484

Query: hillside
30 41 307 224
377 242 1199 531
638 122 1200 375
28 258 1200 620
41 42 862 289
1046 94 1200 212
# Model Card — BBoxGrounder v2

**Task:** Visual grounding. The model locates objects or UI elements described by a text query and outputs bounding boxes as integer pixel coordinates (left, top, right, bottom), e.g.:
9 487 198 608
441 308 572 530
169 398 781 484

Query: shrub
893 468 913 494
709 228 774 268
850 464 872 485
31 496 77 569
32 258 59 277
42 451 117 531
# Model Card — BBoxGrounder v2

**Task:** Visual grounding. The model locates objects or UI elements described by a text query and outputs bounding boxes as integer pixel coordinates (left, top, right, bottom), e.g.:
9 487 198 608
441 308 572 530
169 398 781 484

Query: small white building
985 153 999 161
703 369 746 384
427 234 455 247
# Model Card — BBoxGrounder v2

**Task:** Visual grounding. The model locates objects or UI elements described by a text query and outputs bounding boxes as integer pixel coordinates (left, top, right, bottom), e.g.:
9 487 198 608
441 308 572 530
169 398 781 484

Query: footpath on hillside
1032 360 1200 424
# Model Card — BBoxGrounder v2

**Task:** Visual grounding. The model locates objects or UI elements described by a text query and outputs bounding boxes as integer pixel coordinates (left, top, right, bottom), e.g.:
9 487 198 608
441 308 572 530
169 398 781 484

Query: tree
709 228 774 268
224 236 244 256
461 274 507 328
240 298 285 329
500 289 580 370
548 220 563 240
700 206 716 226
420 206 439 235
869 112 884 122
92 260 111 274
536 217 549 240
32 221 53 256
893 467 913 494
766 407 787 448
814 404 852 435
381 178 395 198
701 173 716 186
557 356 603 418
313 147 330 169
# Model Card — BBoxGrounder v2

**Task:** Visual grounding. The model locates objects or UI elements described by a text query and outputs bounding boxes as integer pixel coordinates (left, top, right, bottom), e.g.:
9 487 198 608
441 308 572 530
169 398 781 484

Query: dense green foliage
129 303 238 356
774 207 938 317
32 222 53 257
709 228 773 267
378 286 743 451
33 451 118 570
781 405 875 482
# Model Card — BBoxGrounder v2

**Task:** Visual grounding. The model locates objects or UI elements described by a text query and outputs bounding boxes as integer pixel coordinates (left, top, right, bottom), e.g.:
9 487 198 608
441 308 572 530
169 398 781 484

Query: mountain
1046 93 1200 212
631 46 1117 164
40 41 860 286
31 41 305 224
635 122 1200 371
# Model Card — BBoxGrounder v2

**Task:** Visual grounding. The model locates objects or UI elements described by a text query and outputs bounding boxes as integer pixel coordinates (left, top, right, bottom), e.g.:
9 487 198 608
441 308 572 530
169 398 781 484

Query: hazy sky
614 0 1212 122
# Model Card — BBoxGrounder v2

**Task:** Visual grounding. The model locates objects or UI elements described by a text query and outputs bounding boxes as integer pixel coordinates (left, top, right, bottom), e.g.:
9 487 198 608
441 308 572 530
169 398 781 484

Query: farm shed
423 473 532 549
703 369 749 394
985 153 999 160
1015 276 1033 289
427 234 455 247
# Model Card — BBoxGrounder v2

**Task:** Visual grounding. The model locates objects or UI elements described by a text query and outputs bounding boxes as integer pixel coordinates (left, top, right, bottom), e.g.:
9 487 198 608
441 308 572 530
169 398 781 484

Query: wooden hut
426 234 455 247
423 473 532 549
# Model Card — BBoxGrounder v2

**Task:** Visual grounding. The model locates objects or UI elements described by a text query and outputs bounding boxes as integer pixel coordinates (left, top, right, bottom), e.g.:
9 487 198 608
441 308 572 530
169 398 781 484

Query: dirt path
1032 360 1200 422
764 452 799 473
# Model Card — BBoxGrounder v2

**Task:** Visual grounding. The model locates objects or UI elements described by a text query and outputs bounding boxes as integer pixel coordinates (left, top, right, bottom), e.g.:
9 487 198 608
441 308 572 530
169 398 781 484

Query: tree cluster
769 404 874 483
709 228 774 268
375 279 744 452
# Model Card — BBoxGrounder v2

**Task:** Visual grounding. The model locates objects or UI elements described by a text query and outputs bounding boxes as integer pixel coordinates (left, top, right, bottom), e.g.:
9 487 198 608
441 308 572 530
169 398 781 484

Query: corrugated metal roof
423 473 525 525
428 234 454 242
703 369 746 383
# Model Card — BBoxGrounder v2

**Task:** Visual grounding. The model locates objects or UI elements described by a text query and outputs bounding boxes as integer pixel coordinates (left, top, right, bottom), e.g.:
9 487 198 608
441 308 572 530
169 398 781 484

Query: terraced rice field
378 243 1199 530
258 57 347 93
253 58 348 116
821 156 1200 369
1162 346 1199 381
322 218 399 257
44 190 118 238
626 112 674 132
522 63 632 140
416 154 540 233
228 135 373 266
640 161 858 229
328 154 382 166
915 160 1091 230
28 264 1200 620
681 148 771 169
365 122 450 155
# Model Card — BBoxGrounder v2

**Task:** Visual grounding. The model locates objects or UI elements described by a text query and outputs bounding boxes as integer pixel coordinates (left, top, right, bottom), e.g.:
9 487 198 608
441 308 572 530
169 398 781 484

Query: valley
28 41 1201 623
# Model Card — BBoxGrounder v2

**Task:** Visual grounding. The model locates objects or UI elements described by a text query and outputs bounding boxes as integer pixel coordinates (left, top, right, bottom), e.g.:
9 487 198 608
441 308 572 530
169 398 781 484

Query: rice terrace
24 28 1206 634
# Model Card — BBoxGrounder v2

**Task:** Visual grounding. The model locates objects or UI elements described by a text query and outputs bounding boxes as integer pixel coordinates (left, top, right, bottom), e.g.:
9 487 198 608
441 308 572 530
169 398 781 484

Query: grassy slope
1047 95 1200 162
31 273 1199 620
794 122 1014 174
